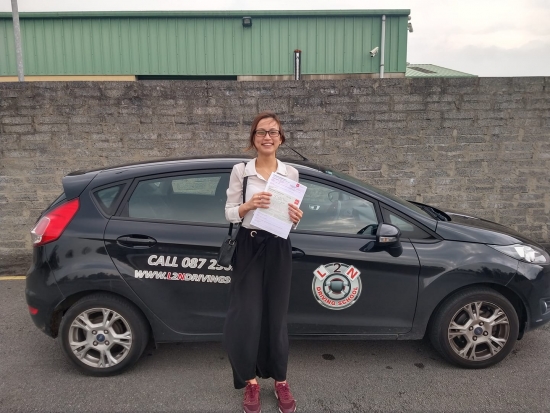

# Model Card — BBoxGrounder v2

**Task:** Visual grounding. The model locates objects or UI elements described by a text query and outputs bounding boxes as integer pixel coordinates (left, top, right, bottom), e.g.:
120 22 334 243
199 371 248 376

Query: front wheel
59 293 149 376
429 287 519 368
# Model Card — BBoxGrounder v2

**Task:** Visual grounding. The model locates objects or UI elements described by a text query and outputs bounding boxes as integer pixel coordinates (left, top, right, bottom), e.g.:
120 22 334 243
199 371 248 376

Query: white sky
1 0 549 77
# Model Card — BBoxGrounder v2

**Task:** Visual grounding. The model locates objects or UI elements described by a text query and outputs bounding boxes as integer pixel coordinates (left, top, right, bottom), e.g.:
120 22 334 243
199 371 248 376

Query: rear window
93 184 125 215
124 173 229 224
171 176 220 195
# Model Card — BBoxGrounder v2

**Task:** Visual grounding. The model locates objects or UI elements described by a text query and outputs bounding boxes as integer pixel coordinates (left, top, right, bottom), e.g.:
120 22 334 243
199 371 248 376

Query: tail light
31 198 80 247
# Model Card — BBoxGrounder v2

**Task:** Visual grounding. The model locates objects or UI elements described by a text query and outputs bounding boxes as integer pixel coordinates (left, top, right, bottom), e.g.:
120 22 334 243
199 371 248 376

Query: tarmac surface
1 279 550 412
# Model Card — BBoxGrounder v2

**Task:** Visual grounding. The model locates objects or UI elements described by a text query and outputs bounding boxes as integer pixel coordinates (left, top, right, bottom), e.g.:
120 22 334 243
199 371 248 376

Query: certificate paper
250 173 307 239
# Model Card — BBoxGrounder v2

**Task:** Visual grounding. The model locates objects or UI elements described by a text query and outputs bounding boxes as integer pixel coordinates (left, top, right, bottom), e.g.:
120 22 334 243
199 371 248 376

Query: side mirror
378 223 402 257
376 223 401 247
359 223 403 257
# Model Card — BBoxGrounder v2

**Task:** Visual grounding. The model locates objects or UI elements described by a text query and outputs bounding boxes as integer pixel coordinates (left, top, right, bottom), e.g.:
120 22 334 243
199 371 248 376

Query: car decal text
133 270 231 284
146 255 232 272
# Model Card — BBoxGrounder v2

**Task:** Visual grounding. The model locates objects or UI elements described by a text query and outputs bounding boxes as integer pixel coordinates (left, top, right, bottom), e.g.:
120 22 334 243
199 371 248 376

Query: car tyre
429 287 519 368
59 293 149 376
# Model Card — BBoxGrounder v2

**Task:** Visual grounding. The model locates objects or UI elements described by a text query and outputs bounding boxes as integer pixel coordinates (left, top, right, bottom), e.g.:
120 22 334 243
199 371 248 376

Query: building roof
406 64 476 78
0 10 410 19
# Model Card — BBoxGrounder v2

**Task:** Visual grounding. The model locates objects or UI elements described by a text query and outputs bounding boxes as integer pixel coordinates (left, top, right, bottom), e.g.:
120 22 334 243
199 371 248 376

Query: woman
223 112 303 413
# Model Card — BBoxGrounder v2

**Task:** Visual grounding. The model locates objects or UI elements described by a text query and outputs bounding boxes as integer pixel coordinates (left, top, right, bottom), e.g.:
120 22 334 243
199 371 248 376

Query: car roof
67 155 323 177
64 156 326 201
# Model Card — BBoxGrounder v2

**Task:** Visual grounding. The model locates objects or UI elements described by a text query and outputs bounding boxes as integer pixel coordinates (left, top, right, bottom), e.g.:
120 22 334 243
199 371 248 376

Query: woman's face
254 117 282 156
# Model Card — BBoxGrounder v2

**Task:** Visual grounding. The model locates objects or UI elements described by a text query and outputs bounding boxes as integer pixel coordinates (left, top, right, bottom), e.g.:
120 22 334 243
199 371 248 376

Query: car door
104 170 232 336
288 177 421 335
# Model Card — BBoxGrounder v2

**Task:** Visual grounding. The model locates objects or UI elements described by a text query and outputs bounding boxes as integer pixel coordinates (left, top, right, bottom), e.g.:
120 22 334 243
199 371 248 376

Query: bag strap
242 175 249 203
227 162 248 236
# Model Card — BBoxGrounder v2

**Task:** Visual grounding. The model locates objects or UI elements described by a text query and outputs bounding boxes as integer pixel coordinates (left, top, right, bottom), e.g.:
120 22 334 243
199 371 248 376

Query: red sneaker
243 383 261 413
274 382 296 413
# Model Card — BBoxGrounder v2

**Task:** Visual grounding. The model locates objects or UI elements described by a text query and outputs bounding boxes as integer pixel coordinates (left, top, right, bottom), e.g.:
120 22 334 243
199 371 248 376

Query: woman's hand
249 192 272 210
239 192 272 218
288 203 303 224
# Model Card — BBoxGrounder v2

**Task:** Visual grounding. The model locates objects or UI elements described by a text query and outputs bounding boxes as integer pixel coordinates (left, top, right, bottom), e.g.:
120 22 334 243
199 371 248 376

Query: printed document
250 173 307 239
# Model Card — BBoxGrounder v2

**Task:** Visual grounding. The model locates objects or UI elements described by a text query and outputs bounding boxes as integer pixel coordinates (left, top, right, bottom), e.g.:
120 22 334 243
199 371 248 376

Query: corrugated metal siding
384 16 408 73
0 19 17 75
293 16 384 75
0 15 408 76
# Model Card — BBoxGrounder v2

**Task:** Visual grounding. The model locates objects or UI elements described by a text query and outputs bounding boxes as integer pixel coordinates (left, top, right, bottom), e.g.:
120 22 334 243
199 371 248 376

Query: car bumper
25 248 65 338
508 261 550 331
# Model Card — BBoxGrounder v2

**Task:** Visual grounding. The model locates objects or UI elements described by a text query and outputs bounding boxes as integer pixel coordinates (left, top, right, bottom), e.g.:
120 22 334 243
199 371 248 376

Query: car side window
93 184 126 216
298 179 378 235
381 207 434 240
126 173 229 224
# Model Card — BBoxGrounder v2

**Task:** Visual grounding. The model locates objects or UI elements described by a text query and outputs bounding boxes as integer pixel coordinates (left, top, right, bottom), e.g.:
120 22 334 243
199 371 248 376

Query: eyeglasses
255 129 280 138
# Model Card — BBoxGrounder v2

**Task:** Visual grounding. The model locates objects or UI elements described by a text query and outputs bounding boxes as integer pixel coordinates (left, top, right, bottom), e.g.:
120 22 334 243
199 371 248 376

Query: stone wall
1 78 549 274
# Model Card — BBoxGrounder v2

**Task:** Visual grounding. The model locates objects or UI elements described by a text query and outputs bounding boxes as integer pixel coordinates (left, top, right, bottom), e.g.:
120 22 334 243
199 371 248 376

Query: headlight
489 244 548 264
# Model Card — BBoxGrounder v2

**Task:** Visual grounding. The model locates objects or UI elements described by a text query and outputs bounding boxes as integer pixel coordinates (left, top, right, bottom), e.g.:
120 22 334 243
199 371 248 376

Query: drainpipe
11 0 24 82
294 50 301 80
380 15 386 79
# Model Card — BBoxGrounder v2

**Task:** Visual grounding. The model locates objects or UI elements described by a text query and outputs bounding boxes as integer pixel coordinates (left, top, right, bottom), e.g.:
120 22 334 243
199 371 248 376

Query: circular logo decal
312 262 362 310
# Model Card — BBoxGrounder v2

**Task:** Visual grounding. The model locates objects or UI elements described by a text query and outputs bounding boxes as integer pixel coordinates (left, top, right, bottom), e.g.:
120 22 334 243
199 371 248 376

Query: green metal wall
0 18 17 75
0 11 409 76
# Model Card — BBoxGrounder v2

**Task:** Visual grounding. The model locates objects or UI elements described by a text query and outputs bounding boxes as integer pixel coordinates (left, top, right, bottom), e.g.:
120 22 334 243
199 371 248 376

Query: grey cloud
411 40 550 77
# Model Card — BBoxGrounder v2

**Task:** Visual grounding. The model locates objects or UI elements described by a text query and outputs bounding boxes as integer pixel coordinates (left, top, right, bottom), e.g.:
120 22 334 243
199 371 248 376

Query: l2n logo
312 262 362 310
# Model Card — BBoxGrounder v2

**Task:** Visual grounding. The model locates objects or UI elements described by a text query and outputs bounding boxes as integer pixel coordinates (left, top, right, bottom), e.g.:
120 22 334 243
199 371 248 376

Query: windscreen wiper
408 201 451 221
280 143 308 161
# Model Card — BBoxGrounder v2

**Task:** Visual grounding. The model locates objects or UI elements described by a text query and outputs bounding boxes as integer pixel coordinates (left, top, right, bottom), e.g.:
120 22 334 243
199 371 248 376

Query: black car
26 157 550 376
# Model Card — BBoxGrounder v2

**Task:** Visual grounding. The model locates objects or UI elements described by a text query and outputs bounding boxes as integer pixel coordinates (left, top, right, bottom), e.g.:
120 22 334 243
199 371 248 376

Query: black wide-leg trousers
222 228 293 389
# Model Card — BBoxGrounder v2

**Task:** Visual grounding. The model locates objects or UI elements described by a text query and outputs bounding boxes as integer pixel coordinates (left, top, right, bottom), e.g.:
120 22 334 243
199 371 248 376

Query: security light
242 17 252 27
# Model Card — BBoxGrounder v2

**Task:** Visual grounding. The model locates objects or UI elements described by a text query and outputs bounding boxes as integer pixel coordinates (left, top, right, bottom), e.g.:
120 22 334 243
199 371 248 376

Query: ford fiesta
26 157 550 376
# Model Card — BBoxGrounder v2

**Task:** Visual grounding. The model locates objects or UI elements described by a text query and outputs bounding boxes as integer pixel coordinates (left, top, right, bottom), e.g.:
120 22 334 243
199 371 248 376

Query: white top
225 158 300 229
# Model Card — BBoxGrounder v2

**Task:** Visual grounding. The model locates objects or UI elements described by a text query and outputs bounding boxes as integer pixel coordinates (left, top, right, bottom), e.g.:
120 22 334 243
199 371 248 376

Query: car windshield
322 169 432 218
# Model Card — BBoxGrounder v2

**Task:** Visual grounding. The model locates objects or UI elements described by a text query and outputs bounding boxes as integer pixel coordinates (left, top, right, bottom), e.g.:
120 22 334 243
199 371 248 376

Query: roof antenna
281 143 308 161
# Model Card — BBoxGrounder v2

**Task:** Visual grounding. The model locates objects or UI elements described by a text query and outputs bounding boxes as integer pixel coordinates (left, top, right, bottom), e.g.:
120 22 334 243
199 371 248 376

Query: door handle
292 247 305 259
309 205 320 211
116 235 157 248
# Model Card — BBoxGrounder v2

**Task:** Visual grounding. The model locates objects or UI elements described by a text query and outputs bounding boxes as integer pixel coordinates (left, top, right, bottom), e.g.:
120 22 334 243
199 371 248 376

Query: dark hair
246 111 286 151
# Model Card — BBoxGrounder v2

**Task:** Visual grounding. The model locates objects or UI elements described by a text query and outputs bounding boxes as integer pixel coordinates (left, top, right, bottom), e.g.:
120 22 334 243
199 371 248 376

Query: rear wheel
59 293 149 376
429 287 519 368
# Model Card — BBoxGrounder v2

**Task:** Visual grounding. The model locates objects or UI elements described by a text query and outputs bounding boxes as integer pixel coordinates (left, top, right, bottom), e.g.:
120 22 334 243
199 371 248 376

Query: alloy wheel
68 308 133 368
447 300 510 361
